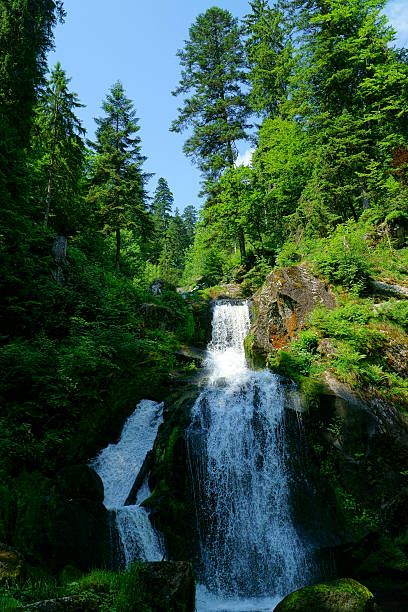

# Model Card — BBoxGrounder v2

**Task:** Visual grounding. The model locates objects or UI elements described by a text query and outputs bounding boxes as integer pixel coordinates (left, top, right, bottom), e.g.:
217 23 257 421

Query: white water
188 302 313 611
91 399 164 565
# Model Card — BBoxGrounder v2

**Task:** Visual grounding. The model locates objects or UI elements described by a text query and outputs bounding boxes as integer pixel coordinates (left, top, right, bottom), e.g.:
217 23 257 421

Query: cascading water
91 399 164 566
188 302 314 612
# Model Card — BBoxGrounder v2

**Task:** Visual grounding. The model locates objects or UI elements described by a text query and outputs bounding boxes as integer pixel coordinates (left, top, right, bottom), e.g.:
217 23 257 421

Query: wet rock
124 450 153 506
57 465 104 503
0 543 23 580
275 578 378 611
51 498 110 571
136 561 195 612
144 387 199 560
245 265 335 365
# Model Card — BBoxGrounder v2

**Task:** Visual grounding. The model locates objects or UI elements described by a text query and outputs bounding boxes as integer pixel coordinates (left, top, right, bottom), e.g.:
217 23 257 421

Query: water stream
188 302 314 611
91 399 164 566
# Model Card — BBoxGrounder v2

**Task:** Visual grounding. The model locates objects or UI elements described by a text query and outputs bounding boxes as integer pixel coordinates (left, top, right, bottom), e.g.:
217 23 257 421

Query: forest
1 0 408 610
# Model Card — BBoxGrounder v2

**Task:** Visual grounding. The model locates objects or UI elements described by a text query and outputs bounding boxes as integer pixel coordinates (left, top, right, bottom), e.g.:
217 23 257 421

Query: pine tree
89 82 152 271
171 7 251 181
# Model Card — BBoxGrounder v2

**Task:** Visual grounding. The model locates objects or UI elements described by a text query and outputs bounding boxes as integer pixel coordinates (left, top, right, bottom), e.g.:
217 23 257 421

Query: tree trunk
115 227 121 271
238 229 246 262
44 96 59 228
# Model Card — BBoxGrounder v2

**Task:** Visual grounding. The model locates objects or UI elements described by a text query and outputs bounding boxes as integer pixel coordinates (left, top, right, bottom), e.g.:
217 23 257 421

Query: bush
312 221 372 293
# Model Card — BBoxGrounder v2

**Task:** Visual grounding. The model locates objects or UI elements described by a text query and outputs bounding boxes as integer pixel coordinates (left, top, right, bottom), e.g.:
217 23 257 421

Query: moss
243 333 266 369
275 578 375 611
143 388 199 560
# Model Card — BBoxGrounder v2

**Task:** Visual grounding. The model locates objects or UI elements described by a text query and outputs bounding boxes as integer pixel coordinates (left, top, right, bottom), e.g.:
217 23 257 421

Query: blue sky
48 0 408 213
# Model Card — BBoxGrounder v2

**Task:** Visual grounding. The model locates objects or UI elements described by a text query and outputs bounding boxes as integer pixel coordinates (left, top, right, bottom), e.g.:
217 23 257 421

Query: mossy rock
57 465 104 503
0 543 23 580
275 578 378 611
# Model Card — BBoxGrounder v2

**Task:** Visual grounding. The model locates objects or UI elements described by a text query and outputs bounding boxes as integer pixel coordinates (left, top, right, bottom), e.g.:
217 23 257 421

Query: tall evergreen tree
244 0 294 117
88 82 152 271
171 7 251 181
150 177 174 263
0 0 65 209
182 205 198 246
31 62 85 231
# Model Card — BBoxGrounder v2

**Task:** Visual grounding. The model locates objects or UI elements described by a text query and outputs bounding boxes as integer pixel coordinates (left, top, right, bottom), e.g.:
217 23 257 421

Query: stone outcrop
275 578 378 611
245 265 335 365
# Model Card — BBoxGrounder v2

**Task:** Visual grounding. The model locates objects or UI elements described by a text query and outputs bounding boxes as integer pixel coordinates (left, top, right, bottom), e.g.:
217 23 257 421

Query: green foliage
312 221 372 293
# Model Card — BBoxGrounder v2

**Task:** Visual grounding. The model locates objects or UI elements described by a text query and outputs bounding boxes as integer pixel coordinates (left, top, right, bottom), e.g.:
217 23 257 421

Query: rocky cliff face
245 265 335 366
245 265 408 594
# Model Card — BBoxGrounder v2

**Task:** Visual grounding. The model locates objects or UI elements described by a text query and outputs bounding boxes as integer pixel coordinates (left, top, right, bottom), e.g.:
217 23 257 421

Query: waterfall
91 399 164 566
188 302 314 611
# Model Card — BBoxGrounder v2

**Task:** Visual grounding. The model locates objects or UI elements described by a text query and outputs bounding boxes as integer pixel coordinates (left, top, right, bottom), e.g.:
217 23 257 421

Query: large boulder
57 465 104 503
245 265 335 365
134 561 195 612
0 543 23 580
275 578 378 611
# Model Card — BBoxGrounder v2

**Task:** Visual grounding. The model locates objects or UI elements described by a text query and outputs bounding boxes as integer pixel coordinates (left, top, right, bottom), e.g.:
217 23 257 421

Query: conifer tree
244 0 294 117
32 62 85 230
150 177 174 263
89 82 152 271
171 7 251 181
182 205 198 246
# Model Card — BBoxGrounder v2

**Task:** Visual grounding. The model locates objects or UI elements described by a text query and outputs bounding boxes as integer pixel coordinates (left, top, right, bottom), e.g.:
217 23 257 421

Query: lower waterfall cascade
187 301 315 611
91 399 164 566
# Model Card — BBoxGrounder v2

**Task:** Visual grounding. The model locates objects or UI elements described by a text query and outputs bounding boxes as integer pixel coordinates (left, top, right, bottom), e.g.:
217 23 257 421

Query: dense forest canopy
1 0 408 607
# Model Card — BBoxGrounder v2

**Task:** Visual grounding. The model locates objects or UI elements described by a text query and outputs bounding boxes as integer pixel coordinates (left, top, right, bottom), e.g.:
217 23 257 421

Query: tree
89 82 152 271
0 0 65 209
244 0 294 117
32 62 85 231
182 205 198 245
171 7 251 181
151 177 174 263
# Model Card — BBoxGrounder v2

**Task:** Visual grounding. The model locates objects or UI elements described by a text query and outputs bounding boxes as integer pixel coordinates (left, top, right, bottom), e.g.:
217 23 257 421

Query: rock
124 450 153 506
144 388 199 560
140 303 180 331
0 543 23 580
377 214 408 249
370 280 408 298
51 235 67 285
24 595 97 611
245 265 335 365
57 465 104 503
149 278 176 295
275 578 378 611
136 561 195 612
207 285 244 299
51 498 110 572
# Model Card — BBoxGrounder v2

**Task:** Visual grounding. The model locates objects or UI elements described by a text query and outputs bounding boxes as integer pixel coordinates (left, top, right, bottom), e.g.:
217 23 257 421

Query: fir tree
89 82 152 271
171 7 251 181
32 62 85 231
